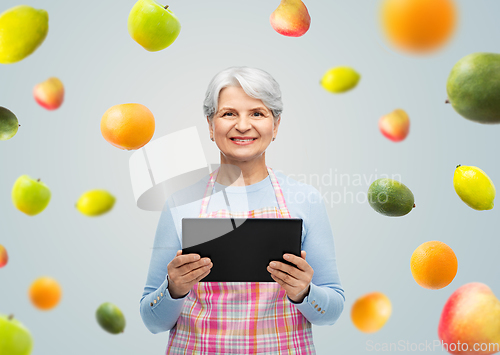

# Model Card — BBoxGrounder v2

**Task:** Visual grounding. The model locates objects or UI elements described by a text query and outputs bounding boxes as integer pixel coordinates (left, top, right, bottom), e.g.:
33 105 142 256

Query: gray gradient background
1 0 500 354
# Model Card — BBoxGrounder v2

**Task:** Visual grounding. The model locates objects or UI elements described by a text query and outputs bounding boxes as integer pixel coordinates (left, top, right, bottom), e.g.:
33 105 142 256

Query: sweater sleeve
285 187 345 326
139 200 191 334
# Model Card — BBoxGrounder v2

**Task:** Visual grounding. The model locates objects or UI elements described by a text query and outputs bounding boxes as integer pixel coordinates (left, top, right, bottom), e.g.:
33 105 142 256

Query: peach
379 108 410 142
438 282 500 354
33 77 64 110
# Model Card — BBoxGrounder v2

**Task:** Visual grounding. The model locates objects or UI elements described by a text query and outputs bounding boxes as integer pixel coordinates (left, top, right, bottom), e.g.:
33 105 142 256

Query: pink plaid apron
166 166 315 354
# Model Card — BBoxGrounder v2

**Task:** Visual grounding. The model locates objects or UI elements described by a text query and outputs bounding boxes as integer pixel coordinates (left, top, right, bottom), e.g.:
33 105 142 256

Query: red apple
438 282 500 354
379 108 410 142
0 244 8 268
33 77 64 110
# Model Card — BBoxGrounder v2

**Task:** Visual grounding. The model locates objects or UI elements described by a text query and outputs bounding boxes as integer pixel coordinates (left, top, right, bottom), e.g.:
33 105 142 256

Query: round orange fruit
100 103 155 150
28 276 62 310
351 291 392 333
380 0 458 54
410 241 458 289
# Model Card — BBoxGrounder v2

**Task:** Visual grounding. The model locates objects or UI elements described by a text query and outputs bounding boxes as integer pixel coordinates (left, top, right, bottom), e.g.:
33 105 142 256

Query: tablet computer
182 218 303 282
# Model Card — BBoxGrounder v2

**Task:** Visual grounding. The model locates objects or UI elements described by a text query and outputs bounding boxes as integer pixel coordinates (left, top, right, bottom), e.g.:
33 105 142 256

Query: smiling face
207 85 280 165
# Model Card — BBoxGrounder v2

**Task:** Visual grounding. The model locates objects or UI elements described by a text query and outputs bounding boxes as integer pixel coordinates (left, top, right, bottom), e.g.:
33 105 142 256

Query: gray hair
203 66 283 122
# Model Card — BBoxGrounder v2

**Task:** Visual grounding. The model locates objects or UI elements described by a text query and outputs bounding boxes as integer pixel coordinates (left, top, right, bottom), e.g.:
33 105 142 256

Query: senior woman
140 66 345 354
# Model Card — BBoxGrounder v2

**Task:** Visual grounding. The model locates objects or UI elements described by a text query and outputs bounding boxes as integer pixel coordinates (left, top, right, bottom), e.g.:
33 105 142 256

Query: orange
351 291 392 333
100 103 155 150
410 241 458 289
380 0 458 54
28 276 62 310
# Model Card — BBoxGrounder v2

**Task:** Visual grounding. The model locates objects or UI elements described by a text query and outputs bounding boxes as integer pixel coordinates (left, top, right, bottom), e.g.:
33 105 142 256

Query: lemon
453 165 495 210
76 190 116 217
0 5 49 64
320 66 360 93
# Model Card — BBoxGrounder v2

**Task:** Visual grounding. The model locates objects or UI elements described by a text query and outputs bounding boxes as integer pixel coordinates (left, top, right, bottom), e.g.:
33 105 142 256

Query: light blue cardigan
140 169 345 334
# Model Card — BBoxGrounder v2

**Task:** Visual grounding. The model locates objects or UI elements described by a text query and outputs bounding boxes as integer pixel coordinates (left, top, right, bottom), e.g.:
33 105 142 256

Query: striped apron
166 166 315 354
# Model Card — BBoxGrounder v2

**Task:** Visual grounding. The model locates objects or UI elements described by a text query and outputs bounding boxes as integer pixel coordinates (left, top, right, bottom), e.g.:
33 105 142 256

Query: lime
453 165 495 210
320 66 360 93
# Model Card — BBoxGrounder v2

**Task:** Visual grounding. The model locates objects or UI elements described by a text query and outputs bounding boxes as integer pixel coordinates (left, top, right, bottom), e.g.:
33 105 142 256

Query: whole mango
446 53 500 124
0 5 49 64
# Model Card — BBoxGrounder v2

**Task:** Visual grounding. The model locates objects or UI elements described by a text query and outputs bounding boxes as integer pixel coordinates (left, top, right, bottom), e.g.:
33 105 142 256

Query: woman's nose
235 116 251 131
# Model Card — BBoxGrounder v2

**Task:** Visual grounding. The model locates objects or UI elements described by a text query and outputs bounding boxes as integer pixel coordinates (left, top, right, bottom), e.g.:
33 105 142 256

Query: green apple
0 314 33 355
127 0 181 52
0 106 20 140
12 175 51 216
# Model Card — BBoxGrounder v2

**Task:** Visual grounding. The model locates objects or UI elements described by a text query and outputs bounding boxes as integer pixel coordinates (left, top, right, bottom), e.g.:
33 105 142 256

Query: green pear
0 106 19 140
0 5 49 64
12 175 51 216
127 0 181 52
0 314 34 355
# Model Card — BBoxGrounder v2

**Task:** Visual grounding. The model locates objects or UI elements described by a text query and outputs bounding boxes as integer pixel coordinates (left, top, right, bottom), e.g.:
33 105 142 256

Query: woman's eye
253 112 263 116
222 112 233 117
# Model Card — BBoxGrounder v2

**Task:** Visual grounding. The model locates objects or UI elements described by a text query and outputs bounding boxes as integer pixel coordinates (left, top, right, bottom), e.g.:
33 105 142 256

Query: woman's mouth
230 137 257 145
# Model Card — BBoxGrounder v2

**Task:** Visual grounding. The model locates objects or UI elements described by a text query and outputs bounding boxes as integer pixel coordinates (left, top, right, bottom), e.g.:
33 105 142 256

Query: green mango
446 52 500 124
0 106 19 140
0 5 49 64
368 178 415 217
96 303 126 334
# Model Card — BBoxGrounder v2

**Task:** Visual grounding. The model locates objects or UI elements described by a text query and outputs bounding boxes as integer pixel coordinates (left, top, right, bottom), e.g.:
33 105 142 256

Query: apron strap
199 165 290 217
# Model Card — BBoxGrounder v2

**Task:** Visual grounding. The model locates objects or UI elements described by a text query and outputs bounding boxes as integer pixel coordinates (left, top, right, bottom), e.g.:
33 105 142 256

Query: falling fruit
438 283 500 355
33 77 64 110
410 241 458 290
0 5 49 64
0 244 8 268
127 0 181 52
453 165 495 210
96 302 126 334
100 103 155 150
379 109 410 142
0 314 34 355
368 178 415 217
270 0 311 37
12 175 51 216
351 292 392 333
380 0 457 54
28 276 62 310
320 66 360 94
0 106 20 140
76 190 116 216
446 53 500 124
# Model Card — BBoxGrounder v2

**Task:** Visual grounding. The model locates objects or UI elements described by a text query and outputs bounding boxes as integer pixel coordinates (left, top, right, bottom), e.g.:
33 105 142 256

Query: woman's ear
273 115 281 136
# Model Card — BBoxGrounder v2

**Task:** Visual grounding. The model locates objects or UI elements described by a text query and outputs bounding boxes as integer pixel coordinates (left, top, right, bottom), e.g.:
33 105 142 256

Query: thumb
301 250 306 259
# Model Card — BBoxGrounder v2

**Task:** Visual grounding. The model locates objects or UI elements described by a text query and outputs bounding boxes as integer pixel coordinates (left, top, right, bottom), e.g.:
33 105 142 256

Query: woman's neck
216 157 269 187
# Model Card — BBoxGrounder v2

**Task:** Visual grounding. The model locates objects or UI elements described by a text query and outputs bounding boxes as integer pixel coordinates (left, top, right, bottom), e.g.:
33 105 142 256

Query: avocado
446 52 500 124
368 178 415 217
96 302 126 334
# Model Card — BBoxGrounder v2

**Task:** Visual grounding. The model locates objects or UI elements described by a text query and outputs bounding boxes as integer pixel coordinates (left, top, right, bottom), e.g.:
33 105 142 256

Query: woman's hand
167 250 213 299
267 250 314 303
